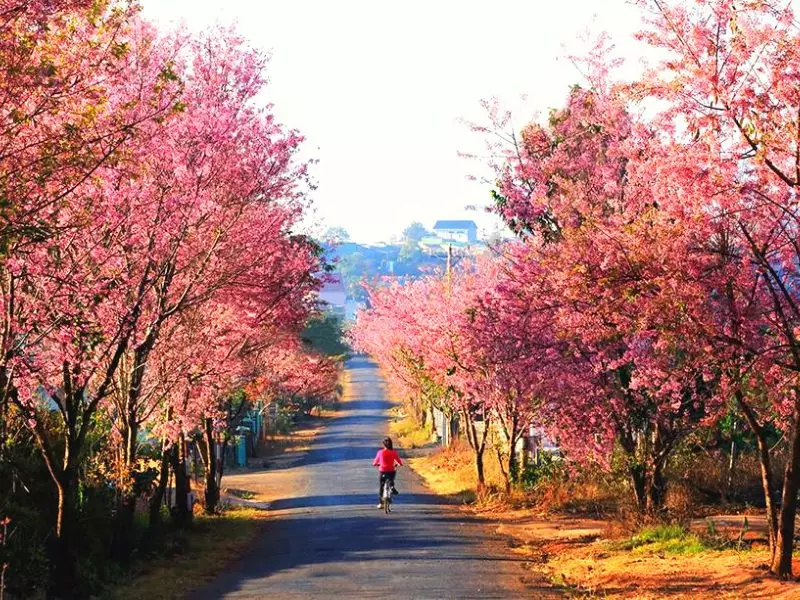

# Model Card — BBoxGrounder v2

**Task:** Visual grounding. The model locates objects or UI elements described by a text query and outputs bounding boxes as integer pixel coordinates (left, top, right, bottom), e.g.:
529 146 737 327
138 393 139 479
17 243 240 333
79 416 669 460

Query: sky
141 0 648 244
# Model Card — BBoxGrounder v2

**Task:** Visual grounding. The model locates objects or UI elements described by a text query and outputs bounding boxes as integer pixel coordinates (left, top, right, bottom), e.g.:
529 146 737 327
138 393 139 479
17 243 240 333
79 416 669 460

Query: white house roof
433 220 478 230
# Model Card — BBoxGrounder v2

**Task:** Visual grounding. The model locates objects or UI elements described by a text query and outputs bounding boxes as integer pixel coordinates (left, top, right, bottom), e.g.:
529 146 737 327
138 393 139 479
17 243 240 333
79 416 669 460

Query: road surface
194 357 558 599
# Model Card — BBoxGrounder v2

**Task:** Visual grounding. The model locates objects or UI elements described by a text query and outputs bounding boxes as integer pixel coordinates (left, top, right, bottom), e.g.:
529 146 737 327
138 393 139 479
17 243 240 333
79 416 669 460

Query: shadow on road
268 492 452 510
196 510 528 599
259 394 402 471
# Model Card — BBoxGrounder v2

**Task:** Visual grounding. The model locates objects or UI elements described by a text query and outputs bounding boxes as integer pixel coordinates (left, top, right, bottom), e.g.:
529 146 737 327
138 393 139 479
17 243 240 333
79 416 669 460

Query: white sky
141 0 646 244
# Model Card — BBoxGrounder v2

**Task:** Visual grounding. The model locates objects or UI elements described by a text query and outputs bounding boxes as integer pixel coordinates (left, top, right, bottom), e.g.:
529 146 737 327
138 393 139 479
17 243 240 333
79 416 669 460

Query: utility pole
446 243 453 296
441 242 454 448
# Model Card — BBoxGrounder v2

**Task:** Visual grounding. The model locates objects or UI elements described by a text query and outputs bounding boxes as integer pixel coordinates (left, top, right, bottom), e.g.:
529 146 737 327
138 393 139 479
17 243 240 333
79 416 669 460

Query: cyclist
373 436 402 508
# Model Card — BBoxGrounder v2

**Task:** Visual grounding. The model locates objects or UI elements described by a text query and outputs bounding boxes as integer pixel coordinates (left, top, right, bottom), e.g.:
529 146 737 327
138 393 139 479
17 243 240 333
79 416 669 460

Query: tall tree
634 0 800 576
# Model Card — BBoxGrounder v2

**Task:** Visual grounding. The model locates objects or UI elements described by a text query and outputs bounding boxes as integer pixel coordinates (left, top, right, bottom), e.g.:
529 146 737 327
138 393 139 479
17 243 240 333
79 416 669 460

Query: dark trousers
379 471 396 500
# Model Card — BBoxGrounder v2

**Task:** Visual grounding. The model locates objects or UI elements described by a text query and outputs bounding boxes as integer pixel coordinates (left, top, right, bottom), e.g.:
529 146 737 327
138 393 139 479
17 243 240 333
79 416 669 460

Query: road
194 357 557 599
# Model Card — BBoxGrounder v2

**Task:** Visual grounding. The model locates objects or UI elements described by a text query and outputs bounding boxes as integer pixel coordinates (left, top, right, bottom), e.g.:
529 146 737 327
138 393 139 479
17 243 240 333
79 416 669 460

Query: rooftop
433 220 478 230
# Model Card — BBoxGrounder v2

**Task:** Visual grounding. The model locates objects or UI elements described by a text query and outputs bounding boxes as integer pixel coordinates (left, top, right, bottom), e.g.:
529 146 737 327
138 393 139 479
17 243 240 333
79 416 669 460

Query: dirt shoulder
221 414 329 508
405 438 800 600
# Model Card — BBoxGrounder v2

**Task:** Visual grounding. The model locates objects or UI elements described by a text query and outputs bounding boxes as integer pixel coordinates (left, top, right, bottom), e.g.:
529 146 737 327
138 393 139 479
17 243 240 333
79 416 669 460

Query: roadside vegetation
106 507 269 600
390 411 798 598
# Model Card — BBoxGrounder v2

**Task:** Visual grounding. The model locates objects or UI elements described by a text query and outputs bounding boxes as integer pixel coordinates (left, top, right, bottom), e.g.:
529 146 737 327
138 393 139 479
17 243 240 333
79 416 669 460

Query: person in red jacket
373 436 402 508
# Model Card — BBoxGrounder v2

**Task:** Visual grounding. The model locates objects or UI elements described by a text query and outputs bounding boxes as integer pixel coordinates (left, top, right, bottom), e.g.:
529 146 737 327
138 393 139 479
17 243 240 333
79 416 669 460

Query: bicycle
381 477 393 514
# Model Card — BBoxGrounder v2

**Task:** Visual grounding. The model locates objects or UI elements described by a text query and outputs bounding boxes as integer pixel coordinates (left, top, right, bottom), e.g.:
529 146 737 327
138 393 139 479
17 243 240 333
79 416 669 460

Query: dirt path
192 357 557 599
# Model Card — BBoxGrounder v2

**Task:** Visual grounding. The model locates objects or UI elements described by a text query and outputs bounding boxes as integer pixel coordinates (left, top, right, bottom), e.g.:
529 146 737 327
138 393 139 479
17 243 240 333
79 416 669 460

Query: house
432 220 478 244
432 407 459 447
420 235 472 253
523 425 559 465
318 274 347 316
418 235 446 253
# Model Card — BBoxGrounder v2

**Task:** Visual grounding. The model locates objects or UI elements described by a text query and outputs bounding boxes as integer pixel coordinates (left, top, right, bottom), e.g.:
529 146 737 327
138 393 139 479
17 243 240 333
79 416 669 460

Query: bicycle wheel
383 482 391 514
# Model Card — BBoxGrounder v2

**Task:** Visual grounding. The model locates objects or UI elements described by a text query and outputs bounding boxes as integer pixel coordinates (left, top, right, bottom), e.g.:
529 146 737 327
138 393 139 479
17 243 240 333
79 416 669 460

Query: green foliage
295 234 334 273
302 315 350 358
520 452 564 490
613 521 754 556
402 222 428 243
1 413 58 598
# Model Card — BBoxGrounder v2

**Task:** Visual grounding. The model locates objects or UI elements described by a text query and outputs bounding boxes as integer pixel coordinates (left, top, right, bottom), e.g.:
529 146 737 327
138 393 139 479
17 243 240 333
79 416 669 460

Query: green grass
614 524 707 555
227 488 257 500
106 507 268 600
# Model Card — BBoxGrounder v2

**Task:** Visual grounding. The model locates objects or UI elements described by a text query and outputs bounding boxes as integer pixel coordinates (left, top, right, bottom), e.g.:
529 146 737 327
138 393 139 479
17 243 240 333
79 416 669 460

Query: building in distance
432 220 478 244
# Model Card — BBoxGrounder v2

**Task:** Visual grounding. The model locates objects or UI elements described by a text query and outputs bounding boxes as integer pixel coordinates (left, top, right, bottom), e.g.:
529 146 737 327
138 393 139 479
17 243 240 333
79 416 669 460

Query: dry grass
107 507 269 600
409 440 513 506
407 442 800 599
543 539 798 599
388 411 432 449
478 501 800 599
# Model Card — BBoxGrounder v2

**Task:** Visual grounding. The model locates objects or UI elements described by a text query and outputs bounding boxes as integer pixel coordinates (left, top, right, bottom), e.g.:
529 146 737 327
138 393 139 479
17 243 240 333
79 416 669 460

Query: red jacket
373 448 402 473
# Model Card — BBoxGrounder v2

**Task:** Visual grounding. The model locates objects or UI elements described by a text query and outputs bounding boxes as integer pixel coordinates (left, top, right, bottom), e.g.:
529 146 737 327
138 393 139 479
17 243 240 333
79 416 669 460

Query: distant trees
323 227 351 244
330 222 443 302
303 315 350 358
398 222 430 263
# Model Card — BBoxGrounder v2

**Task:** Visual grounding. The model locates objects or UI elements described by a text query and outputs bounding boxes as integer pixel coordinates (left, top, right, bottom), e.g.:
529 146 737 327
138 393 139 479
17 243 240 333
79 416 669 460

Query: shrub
523 457 623 516
520 452 564 490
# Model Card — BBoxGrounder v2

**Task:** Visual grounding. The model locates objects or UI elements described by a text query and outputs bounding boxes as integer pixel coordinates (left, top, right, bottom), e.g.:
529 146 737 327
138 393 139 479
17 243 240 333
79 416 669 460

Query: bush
522 457 623 516
668 444 783 508
520 452 564 490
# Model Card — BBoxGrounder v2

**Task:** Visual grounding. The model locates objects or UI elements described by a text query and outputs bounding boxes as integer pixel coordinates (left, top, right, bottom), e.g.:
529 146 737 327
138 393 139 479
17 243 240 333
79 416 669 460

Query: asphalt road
194 357 557 599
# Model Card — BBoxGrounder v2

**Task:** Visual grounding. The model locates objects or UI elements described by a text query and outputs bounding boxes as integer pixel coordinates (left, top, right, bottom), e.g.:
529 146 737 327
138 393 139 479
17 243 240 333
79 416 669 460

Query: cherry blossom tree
353 258 546 490
0 11 185 593
459 255 558 492
0 12 320 594
633 0 800 576
100 26 316 560
473 69 729 514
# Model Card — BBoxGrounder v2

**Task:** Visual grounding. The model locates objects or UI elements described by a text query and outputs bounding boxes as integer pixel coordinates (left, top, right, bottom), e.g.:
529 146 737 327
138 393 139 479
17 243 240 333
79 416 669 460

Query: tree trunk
475 448 485 489
506 409 521 491
148 446 170 532
112 417 139 563
112 496 137 564
507 439 518 494
169 437 192 528
495 445 509 493
645 461 667 517
726 420 737 500
203 418 219 514
462 410 488 489
755 428 779 551
496 408 520 495
51 471 78 599
629 463 647 514
217 439 228 496
770 402 800 579
0 367 7 465
735 390 778 551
